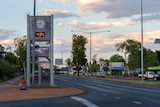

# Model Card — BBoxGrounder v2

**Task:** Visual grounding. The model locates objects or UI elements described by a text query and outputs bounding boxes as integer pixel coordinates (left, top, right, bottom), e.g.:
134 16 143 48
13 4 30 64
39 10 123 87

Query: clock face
36 19 45 29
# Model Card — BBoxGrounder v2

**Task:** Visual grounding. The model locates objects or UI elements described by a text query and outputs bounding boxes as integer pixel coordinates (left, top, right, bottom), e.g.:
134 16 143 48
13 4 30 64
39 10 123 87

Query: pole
32 0 36 85
89 32 92 74
50 15 54 86
27 15 31 86
141 0 144 82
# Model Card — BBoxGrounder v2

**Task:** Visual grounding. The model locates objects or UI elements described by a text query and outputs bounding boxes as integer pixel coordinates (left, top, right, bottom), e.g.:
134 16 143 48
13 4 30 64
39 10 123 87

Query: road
0 75 160 107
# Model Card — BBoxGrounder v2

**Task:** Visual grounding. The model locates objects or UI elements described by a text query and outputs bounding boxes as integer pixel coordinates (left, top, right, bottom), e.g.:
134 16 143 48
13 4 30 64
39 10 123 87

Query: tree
0 45 5 58
115 39 156 72
115 39 141 70
0 44 5 51
144 49 156 68
65 58 72 68
4 53 17 65
0 59 14 81
72 34 88 76
98 58 109 72
115 39 141 53
65 58 72 74
14 36 27 72
0 45 16 81
110 54 124 62
92 54 98 64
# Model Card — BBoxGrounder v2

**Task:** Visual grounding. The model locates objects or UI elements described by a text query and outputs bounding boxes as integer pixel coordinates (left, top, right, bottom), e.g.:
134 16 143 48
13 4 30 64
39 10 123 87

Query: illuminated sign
28 16 52 41
35 32 45 37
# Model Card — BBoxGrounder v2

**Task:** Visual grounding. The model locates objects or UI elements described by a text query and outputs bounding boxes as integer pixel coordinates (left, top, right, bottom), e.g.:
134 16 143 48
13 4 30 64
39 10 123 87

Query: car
97 72 105 78
138 71 160 80
84 72 91 76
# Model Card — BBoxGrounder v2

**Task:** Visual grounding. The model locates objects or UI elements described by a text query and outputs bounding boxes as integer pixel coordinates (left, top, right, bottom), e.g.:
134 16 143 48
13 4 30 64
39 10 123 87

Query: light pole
141 0 144 82
71 30 110 74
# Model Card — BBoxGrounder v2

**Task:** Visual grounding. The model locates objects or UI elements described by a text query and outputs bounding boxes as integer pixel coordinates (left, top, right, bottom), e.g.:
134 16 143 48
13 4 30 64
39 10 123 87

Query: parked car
84 72 91 76
138 71 160 80
97 72 105 78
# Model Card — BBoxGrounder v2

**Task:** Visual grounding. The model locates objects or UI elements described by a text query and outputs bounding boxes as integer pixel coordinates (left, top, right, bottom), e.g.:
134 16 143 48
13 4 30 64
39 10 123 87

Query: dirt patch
0 85 83 102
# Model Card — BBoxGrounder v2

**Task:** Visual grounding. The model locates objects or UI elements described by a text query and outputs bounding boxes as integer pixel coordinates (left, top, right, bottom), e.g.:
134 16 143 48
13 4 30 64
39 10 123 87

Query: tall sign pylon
26 15 54 86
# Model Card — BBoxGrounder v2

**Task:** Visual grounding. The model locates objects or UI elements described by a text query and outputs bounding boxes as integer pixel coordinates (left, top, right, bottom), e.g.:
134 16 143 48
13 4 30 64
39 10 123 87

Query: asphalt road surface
0 75 160 107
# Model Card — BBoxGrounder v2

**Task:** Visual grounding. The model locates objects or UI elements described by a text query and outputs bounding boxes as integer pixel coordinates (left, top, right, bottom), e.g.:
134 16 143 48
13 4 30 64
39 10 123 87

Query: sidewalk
0 77 83 102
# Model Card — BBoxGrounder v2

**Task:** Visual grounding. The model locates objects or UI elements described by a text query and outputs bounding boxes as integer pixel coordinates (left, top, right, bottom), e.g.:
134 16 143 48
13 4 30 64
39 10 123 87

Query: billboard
109 62 124 70
55 58 63 65
31 45 49 57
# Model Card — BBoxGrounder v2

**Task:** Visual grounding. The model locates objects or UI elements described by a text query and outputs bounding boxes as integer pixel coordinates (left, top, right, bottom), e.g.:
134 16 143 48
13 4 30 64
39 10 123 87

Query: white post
26 15 31 86
89 32 92 74
50 15 54 86
38 61 41 86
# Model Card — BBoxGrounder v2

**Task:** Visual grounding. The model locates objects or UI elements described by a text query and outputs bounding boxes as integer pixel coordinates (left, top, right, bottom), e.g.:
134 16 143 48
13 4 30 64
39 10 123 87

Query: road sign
55 58 63 65
109 62 124 70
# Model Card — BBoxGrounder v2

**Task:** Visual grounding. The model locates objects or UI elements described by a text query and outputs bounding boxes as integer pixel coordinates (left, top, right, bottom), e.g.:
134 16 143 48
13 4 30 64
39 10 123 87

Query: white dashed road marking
71 96 99 107
133 101 142 105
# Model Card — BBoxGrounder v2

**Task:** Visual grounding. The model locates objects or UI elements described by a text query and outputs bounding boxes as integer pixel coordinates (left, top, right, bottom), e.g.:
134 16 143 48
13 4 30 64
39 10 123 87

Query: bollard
19 79 27 90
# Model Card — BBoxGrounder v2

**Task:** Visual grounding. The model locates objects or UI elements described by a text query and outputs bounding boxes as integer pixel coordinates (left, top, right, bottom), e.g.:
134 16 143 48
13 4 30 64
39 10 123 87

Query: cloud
90 30 160 53
56 21 64 27
0 28 17 51
54 38 72 53
77 0 160 19
0 28 16 40
38 9 79 18
132 13 160 23
52 0 72 4
68 19 138 30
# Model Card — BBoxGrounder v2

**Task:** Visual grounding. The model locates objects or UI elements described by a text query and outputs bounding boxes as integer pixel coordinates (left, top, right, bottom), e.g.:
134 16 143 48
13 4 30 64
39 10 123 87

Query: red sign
35 32 45 37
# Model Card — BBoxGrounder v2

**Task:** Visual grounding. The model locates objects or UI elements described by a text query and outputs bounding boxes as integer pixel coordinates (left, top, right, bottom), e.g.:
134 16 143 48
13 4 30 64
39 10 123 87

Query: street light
71 30 110 74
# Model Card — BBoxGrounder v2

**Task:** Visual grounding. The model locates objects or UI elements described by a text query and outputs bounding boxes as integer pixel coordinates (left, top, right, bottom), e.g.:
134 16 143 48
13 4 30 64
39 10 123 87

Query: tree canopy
115 39 156 71
72 34 87 75
14 36 26 71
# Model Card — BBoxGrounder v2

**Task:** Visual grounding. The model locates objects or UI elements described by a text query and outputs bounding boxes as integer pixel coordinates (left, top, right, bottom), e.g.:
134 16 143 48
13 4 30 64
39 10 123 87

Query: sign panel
31 46 49 57
28 16 52 41
109 62 124 70
55 58 63 65
35 32 45 37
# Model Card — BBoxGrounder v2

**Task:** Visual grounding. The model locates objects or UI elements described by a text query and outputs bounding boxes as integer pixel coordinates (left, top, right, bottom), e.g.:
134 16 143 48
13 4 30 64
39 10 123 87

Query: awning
147 66 160 71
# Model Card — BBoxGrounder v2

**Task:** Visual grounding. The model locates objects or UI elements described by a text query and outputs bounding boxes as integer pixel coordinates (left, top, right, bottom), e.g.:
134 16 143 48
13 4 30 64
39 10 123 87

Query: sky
1 0 160 64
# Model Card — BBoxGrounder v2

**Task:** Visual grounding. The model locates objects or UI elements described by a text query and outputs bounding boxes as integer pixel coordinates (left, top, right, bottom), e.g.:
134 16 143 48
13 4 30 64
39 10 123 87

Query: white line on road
71 96 99 107
133 101 142 105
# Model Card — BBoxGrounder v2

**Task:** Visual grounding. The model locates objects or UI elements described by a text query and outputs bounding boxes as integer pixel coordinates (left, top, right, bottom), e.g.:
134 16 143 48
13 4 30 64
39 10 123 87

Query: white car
97 72 105 78
84 72 91 76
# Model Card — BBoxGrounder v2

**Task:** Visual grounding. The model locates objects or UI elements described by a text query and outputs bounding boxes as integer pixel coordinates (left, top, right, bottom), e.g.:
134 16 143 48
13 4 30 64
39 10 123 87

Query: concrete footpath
0 77 83 102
